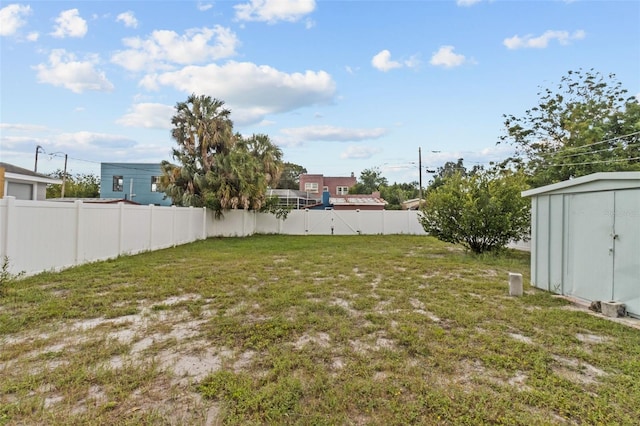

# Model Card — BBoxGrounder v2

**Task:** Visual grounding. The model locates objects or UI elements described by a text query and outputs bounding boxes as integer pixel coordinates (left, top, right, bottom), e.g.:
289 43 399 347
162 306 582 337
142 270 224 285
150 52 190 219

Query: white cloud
340 145 381 160
0 123 49 132
235 0 316 23
51 9 88 38
456 0 482 6
116 103 174 129
33 49 114 94
139 61 336 125
116 11 138 28
26 31 39 41
197 2 213 11
0 3 31 36
111 26 239 72
0 135 50 151
371 50 402 72
55 131 136 150
345 65 357 75
280 125 387 142
371 50 419 72
429 45 467 68
503 30 586 49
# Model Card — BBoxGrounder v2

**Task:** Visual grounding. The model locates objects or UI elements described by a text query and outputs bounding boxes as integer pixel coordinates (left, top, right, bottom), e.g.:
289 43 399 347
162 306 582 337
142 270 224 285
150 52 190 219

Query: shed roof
521 172 640 198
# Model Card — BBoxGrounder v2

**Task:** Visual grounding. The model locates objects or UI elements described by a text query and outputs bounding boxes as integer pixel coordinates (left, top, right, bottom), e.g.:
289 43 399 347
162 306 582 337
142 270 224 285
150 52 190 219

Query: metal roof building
522 172 640 317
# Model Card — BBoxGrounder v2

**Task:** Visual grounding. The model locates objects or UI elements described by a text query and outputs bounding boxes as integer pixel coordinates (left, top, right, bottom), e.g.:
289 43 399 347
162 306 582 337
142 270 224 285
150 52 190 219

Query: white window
151 176 161 192
304 182 319 193
337 186 349 195
113 176 123 192
323 186 329 193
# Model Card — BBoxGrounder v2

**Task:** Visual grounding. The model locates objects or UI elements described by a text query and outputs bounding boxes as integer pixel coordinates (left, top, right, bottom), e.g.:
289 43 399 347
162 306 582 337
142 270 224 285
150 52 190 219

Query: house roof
0 162 63 185
329 196 387 206
521 172 640 198
401 198 425 210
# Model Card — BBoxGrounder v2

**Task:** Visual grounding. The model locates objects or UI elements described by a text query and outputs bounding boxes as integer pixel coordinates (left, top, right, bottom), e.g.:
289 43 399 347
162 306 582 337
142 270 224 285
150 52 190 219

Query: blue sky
1 0 639 184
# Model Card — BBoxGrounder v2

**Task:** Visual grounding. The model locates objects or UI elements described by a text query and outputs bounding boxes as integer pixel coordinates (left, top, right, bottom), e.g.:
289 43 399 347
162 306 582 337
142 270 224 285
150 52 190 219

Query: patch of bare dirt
294 332 331 349
575 333 609 344
2 295 226 424
551 355 607 385
508 333 533 344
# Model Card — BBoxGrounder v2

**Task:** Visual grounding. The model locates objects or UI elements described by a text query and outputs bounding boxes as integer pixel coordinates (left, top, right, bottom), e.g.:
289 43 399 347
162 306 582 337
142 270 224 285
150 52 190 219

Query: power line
538 141 640 161
534 130 640 155
540 156 640 168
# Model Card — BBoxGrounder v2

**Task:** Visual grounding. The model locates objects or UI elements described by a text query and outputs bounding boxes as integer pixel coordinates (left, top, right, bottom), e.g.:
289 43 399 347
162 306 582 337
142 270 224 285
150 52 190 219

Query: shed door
566 192 615 301
612 190 640 315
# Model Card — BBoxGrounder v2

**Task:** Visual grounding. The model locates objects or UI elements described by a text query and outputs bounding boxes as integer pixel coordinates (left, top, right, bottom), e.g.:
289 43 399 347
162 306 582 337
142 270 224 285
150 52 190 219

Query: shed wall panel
566 192 614 301
548 195 564 293
612 189 640 314
535 195 550 291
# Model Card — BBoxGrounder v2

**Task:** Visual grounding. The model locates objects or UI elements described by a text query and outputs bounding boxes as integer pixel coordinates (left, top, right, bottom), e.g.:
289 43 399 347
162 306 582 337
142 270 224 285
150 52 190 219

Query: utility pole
418 147 423 201
61 154 68 198
34 145 44 172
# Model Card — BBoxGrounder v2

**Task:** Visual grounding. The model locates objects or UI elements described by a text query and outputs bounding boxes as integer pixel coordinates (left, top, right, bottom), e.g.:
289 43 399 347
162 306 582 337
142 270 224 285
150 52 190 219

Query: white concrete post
509 272 523 296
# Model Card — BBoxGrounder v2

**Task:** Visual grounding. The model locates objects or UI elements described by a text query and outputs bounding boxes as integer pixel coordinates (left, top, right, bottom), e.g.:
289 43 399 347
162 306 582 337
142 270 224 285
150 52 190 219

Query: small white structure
1 162 62 201
522 172 640 317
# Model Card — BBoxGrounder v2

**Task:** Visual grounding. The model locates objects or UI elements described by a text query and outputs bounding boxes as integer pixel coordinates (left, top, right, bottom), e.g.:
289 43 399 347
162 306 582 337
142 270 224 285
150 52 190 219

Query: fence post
171 205 177 247
202 207 207 240
148 204 154 250
1 197 16 269
118 202 125 255
74 200 84 265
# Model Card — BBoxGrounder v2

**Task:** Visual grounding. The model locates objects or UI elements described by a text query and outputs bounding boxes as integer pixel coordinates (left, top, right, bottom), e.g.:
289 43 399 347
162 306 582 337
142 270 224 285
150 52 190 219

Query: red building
298 173 357 197
298 173 387 210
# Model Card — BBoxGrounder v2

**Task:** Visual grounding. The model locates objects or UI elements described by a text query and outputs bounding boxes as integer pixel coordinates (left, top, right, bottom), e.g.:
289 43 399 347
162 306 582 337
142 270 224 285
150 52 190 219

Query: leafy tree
46 170 100 198
499 69 640 187
159 94 283 217
276 162 307 189
349 167 388 194
380 182 419 210
427 158 466 191
419 169 530 254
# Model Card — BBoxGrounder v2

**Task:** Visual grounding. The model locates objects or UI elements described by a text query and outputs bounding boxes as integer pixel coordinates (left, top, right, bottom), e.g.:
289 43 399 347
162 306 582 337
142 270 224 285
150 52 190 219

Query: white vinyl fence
1 197 427 276
0 197 206 276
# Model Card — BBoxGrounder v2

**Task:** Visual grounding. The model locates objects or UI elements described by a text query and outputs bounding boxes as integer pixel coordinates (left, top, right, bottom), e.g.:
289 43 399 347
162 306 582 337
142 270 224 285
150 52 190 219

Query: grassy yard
1 235 639 425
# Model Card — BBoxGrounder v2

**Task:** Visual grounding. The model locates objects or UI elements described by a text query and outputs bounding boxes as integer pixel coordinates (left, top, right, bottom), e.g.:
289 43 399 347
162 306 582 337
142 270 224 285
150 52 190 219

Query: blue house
100 163 171 206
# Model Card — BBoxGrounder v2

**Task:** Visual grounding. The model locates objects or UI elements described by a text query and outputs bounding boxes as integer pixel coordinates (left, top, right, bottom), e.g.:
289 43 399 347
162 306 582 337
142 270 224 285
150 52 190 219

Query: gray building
522 172 640 317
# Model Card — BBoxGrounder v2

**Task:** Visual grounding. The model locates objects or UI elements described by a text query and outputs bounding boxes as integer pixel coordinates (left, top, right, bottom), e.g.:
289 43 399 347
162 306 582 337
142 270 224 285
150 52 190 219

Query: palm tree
239 133 284 187
161 95 283 217
171 94 234 174
165 94 234 203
